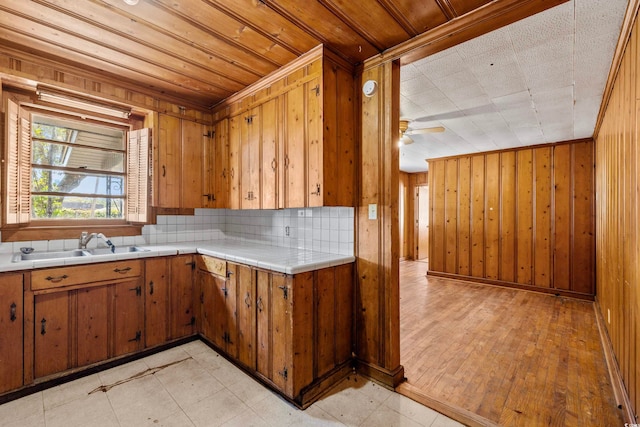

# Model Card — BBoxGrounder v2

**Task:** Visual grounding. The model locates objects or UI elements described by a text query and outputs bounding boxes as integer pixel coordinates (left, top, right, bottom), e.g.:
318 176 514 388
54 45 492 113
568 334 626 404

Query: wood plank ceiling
1 0 552 110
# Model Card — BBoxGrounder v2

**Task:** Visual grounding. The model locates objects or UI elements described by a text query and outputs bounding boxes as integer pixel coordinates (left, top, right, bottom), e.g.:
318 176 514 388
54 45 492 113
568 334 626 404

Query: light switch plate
368 204 377 220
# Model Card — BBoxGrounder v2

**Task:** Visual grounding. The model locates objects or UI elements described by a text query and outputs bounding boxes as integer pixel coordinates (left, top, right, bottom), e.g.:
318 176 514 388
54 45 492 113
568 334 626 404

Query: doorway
415 185 429 261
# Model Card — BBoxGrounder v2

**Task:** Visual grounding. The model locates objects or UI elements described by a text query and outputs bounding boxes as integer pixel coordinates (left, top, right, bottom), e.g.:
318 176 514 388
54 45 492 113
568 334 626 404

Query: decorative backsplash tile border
0 207 354 256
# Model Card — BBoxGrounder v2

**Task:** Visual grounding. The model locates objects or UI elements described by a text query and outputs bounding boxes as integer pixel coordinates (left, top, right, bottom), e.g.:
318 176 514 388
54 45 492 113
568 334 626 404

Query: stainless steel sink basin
11 246 150 262
12 249 87 262
85 246 150 255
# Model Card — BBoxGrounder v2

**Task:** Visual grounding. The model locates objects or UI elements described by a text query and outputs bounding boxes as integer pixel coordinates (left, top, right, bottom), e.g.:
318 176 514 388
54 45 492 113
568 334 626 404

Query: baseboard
396 382 500 427
427 271 595 301
353 359 405 389
593 300 637 424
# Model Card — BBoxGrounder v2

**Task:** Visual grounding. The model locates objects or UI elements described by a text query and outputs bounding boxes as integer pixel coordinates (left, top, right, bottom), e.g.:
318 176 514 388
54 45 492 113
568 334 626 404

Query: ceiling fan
399 119 445 145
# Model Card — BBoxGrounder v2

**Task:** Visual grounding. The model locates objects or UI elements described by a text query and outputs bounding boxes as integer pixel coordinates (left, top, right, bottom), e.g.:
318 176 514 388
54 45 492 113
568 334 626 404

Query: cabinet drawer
31 260 142 291
197 255 226 277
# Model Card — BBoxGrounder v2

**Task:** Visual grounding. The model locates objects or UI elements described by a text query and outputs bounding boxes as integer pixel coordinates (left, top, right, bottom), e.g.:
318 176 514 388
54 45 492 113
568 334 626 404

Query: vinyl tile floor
0 341 463 427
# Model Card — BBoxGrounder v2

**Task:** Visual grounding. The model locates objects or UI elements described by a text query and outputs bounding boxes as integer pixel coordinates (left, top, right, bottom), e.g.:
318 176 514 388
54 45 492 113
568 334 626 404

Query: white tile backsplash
0 207 354 256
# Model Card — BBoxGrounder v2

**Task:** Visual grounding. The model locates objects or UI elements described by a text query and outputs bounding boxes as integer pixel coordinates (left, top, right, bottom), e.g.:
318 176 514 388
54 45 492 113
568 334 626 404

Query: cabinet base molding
0 336 198 405
354 359 405 389
426 271 595 301
296 362 354 409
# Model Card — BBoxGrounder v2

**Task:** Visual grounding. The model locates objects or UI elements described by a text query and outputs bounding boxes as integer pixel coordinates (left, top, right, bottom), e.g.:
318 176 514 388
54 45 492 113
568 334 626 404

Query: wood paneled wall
400 172 429 260
427 140 595 298
595 9 640 418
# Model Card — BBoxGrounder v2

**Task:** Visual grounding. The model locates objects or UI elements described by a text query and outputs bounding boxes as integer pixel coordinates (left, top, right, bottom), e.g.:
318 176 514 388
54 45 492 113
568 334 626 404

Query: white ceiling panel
399 0 627 172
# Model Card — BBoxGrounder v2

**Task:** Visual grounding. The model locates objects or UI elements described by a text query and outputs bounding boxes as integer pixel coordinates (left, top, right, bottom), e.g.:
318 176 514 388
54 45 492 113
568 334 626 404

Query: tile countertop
0 239 355 275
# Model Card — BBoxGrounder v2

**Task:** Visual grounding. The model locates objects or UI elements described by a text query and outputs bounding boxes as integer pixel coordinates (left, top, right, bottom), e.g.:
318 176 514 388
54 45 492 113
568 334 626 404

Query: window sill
1 224 144 242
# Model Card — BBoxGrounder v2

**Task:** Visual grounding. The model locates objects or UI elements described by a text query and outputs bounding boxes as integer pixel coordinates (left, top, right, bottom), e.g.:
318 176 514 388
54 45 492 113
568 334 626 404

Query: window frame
2 93 151 242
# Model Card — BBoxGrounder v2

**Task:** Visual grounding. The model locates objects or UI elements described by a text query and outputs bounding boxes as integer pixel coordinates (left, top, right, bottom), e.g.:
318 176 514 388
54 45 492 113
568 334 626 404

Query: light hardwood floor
397 260 625 427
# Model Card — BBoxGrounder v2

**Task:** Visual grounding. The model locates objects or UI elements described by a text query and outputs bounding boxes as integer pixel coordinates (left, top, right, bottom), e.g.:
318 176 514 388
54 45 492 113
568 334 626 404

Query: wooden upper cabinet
228 116 241 210
212 46 356 209
203 119 229 209
155 114 207 208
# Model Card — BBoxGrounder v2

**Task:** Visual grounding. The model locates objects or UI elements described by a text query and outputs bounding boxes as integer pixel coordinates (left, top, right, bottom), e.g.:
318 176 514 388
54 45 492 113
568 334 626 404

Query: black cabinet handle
162 165 166 177
10 303 16 322
244 292 251 308
45 275 68 283
257 296 264 313
149 281 154 295
40 318 47 335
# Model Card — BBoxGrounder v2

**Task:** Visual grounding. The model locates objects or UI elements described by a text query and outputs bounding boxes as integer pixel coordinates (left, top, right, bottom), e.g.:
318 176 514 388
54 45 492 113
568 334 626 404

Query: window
3 98 149 229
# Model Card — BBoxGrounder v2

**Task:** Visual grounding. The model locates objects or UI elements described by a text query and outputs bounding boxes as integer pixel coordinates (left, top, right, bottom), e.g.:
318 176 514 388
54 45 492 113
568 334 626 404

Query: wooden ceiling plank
0 21 232 101
379 0 453 35
94 0 280 76
267 0 380 63
0 5 242 96
435 0 457 19
365 0 569 67
0 43 215 109
317 0 412 50
204 0 322 57
33 0 262 86
149 0 297 66
449 0 499 17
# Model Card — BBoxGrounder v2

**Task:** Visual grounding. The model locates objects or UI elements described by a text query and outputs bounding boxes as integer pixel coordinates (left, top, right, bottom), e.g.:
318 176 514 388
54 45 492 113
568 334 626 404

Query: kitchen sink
11 246 150 262
12 249 88 262
85 246 150 255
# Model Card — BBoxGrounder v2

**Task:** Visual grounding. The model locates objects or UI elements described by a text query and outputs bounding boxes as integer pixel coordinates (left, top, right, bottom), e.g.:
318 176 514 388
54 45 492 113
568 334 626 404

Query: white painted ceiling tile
399 0 624 171
455 27 513 59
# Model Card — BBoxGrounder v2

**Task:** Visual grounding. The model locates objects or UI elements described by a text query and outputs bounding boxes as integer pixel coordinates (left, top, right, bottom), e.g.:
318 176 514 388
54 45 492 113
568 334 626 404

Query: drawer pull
10 303 17 322
40 318 47 335
45 275 68 283
114 267 132 274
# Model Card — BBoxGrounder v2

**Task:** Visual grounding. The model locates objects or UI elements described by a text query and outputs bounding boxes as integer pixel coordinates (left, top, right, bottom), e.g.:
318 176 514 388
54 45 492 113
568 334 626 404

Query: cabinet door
113 279 144 357
235 264 255 368
241 107 261 209
170 255 196 339
198 270 215 342
213 119 229 208
228 116 241 209
284 85 306 208
256 272 291 392
181 120 205 208
0 273 23 392
34 292 70 378
157 114 181 208
76 286 109 367
145 258 170 347
261 98 279 209
211 273 229 350
307 76 323 207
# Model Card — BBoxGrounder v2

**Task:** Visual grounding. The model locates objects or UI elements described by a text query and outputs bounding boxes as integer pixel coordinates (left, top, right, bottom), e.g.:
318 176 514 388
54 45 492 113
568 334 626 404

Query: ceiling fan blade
410 126 445 134
401 134 413 145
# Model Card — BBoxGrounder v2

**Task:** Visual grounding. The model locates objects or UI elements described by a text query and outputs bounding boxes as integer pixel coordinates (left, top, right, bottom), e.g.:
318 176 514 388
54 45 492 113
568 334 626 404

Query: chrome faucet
79 231 116 252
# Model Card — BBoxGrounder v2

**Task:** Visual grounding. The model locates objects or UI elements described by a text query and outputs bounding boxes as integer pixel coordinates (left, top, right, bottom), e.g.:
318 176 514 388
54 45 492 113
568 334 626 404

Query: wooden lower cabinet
113 279 145 357
170 255 196 338
77 286 109 366
198 254 353 406
0 273 24 394
34 291 71 378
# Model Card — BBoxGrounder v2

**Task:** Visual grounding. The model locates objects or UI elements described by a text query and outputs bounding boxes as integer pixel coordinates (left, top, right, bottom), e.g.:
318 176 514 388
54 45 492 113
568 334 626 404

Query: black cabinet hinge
278 285 288 300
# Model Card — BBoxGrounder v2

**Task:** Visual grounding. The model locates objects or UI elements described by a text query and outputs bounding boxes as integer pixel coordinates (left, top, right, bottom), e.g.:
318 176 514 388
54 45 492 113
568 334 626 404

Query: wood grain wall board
500 151 516 282
457 158 471 276
534 147 553 288
516 149 534 285
445 159 459 273
595 10 640 416
484 153 500 280
470 156 485 278
428 140 595 297
553 144 572 291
